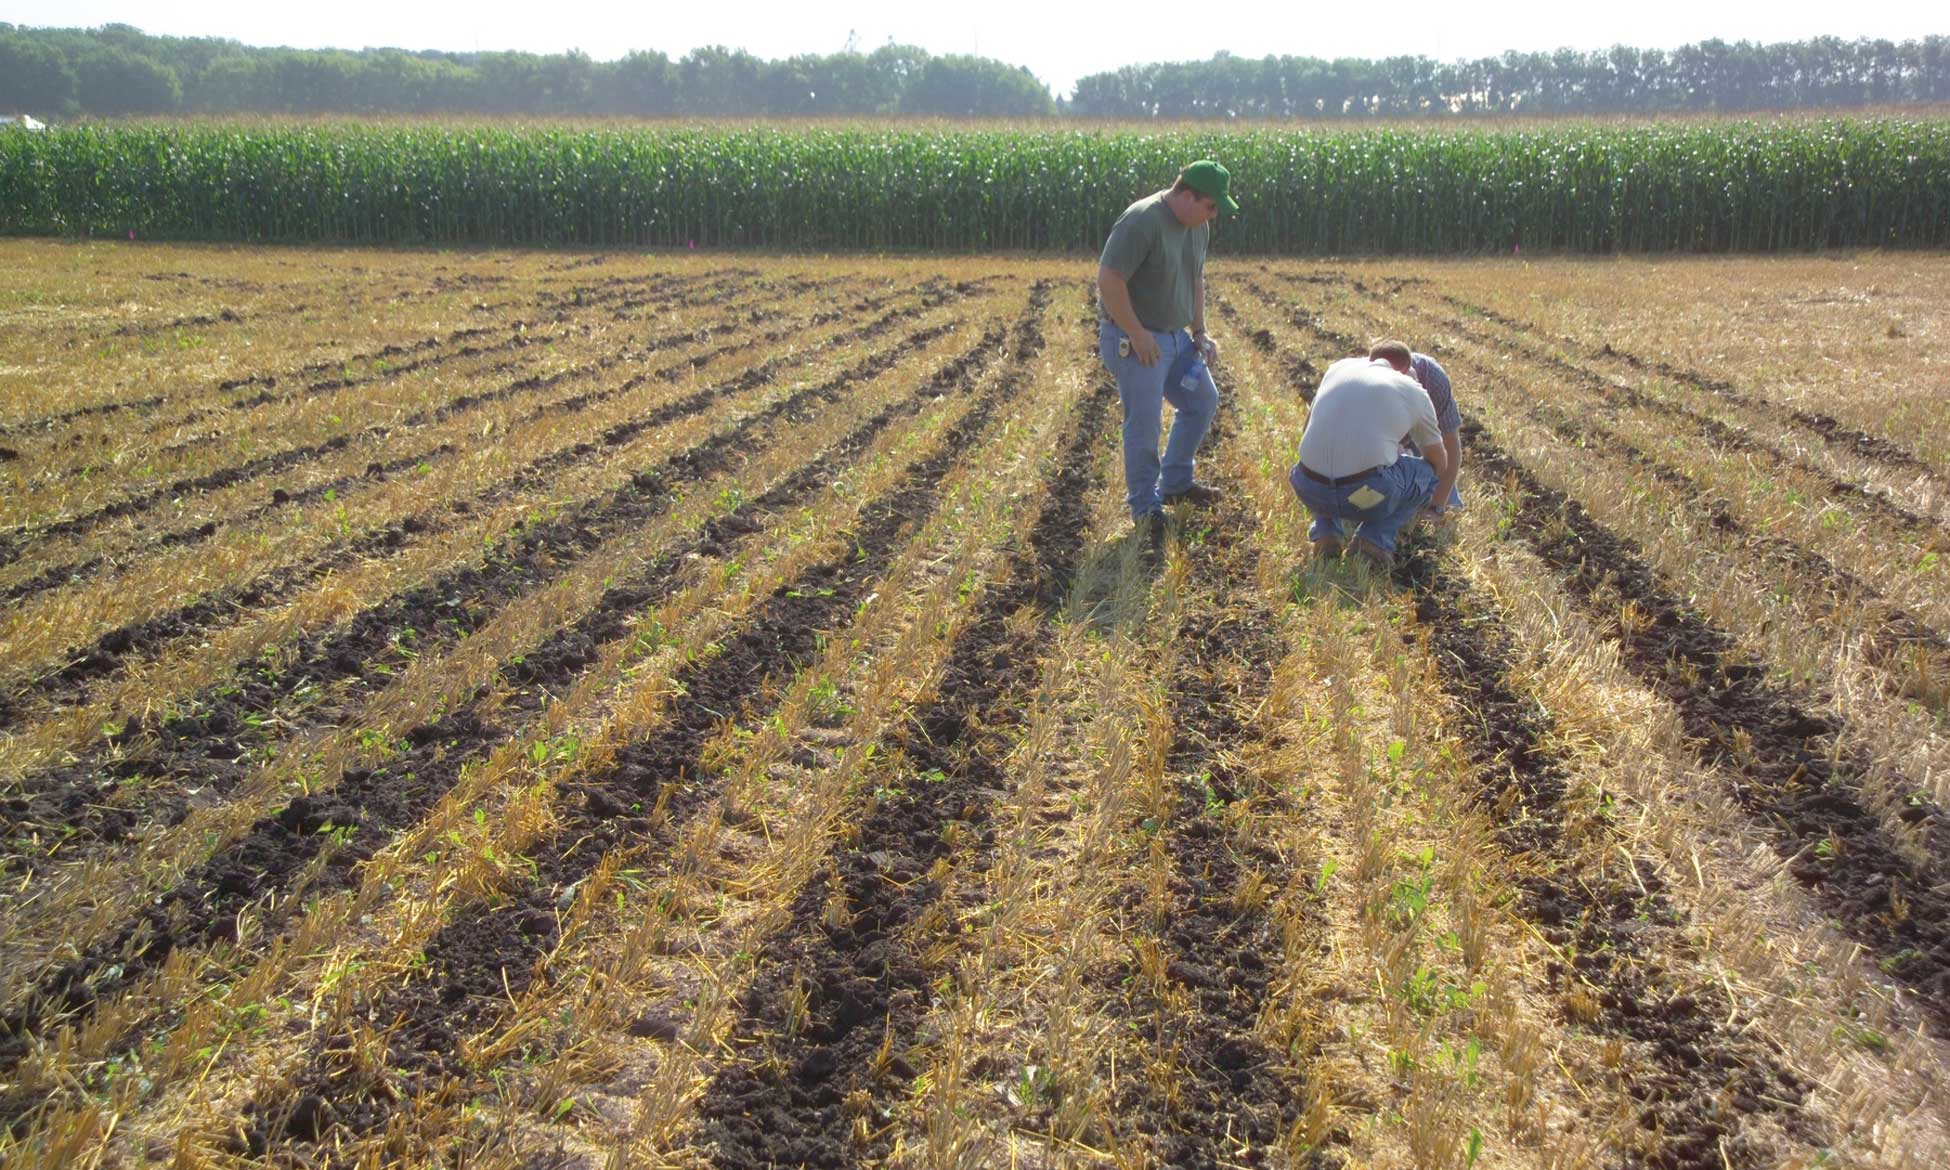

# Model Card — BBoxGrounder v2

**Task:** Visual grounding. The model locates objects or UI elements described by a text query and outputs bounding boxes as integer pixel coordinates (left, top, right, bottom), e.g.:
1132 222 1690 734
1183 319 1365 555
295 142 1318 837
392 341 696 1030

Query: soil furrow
695 286 1116 1170
1244 278 1950 865
1234 277 1950 1028
0 312 1011 1126
0 305 969 883
0 269 761 557
1438 294 1940 480
1394 538 1818 1170
0 278 881 608
1501 395 1950 858
1464 423 1950 1031
0 291 951 730
242 290 1038 1158
1108 393 1311 1169
1305 277 1942 541
0 268 738 456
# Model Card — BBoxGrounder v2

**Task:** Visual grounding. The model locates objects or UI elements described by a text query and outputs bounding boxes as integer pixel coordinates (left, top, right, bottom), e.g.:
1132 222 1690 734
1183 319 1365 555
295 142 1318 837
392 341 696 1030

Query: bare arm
1429 429 1461 512
1097 265 1159 366
1419 440 1450 487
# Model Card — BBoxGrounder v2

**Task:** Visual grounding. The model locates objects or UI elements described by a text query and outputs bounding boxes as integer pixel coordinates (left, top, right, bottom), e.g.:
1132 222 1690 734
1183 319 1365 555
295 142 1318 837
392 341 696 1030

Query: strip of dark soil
1510 393 1950 851
1438 295 1939 479
1104 384 1319 1169
1465 423 1950 1032
1393 537 1817 1170
0 289 955 732
236 286 1042 1159
0 301 973 884
0 270 759 564
695 285 1119 1170
0 269 740 451
1236 276 1950 1029
1309 279 1942 542
1 278 880 609
0 307 1018 1136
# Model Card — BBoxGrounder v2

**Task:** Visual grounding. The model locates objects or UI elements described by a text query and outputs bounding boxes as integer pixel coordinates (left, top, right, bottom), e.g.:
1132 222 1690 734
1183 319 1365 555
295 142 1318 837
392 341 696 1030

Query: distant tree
0 30 78 115
904 55 1052 117
596 50 677 115
73 45 180 115
679 45 765 115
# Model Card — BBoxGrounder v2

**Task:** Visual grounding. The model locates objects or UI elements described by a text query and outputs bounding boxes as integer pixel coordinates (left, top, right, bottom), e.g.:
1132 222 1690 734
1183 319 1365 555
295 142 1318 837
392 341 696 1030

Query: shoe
1350 538 1393 567
1137 511 1167 547
1161 482 1222 508
1312 535 1345 560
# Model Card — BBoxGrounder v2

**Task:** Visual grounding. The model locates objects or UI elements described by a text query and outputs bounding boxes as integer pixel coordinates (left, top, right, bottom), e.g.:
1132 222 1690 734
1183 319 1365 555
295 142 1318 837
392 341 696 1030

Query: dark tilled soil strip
0 269 741 448
0 270 756 563
1394 538 1818 1170
695 288 1118 1170
1107 404 1316 1169
0 290 953 731
1439 295 1939 479
149 271 801 460
1 278 880 608
1507 396 1950 858
1309 279 1942 542
1237 279 1950 1030
0 313 1016 1132
238 288 1043 1158
1466 423 1950 1031
1251 279 1950 858
0 303 972 885
1252 275 1950 723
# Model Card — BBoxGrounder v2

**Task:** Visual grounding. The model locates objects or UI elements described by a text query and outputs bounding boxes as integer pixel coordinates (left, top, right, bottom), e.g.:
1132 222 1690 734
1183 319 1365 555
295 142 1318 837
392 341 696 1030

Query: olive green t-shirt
1098 191 1208 333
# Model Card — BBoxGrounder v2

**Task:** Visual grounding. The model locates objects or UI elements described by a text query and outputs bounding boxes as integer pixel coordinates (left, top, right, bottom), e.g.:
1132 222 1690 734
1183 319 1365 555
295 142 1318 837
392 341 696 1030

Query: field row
0 248 1945 1170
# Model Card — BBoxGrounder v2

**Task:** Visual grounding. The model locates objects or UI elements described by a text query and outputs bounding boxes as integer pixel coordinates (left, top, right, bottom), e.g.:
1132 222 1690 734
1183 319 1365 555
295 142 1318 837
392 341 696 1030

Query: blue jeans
1098 323 1219 520
1287 456 1437 555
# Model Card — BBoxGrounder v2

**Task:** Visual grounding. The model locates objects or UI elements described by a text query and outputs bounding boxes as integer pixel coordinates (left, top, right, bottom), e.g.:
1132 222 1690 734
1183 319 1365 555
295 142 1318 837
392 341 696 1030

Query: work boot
1137 511 1167 551
1161 481 1222 508
1311 535 1345 560
1350 537 1393 568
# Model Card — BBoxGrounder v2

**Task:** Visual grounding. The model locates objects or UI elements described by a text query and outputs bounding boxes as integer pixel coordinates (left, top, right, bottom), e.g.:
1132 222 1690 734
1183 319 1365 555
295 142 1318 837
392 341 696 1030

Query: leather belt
1300 463 1380 486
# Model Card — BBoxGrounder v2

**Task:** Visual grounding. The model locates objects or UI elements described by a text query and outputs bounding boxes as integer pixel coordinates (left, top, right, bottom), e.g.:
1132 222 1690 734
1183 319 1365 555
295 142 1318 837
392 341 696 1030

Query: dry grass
4 245 1950 1170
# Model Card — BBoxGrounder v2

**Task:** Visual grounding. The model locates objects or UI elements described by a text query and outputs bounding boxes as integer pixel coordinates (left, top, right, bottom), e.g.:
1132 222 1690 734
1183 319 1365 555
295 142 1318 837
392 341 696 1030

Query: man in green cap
1097 159 1239 541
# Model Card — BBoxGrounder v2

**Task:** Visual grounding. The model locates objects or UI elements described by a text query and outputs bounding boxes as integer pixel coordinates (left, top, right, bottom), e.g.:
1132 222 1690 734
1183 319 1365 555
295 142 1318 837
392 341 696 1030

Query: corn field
2 119 1947 251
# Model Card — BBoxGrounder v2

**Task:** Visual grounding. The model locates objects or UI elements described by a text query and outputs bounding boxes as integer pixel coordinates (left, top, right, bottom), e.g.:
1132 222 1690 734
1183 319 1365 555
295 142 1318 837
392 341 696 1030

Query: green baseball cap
1181 159 1240 214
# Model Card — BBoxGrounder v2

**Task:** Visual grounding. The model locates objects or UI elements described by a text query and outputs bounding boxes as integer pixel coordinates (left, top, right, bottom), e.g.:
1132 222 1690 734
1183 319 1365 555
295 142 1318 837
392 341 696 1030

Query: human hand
1129 330 1160 367
1195 332 1219 363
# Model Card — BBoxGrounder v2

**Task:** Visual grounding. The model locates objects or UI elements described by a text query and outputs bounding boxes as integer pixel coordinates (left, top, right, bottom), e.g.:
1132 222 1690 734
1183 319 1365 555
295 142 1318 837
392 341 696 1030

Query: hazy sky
11 1 1942 98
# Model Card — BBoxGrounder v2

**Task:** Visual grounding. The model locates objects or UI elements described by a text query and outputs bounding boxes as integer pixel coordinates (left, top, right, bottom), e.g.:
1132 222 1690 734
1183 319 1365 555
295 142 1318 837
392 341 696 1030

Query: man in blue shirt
1369 341 1463 518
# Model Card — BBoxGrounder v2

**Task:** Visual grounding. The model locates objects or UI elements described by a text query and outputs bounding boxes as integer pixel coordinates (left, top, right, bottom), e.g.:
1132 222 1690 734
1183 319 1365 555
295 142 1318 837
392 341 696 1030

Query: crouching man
1288 353 1449 567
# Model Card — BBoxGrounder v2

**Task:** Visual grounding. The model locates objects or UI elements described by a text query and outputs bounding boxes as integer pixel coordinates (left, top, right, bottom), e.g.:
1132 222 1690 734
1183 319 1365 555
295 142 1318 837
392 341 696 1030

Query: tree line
2 23 1946 121
0 24 1056 118
1071 39 1950 117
